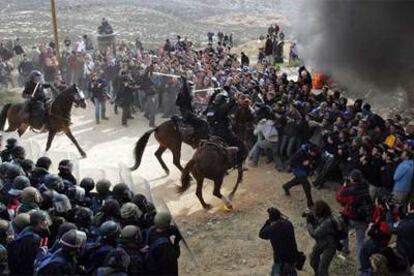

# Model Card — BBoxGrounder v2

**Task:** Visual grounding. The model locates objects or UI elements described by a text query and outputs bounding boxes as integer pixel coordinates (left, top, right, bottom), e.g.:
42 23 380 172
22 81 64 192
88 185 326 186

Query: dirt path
2 103 357 275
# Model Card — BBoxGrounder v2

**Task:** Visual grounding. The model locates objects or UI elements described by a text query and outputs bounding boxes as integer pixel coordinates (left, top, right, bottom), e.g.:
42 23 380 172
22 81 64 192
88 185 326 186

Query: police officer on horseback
175 76 209 139
206 89 247 164
22 70 51 130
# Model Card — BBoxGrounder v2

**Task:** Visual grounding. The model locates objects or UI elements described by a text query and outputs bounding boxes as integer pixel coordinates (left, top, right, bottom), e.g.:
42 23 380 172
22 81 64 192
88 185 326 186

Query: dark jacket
37 249 77 276
7 226 42 275
145 226 181 276
389 213 414 265
89 79 108 101
176 78 193 113
307 216 337 249
259 219 298 264
118 243 146 275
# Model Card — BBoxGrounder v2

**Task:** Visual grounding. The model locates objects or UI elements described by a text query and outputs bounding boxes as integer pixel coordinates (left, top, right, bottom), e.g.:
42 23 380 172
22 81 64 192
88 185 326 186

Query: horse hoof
203 204 213 210
81 153 87 158
228 193 235 201
165 170 170 176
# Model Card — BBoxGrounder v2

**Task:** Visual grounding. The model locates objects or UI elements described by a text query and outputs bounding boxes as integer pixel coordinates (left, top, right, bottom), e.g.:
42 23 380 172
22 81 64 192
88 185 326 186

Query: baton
31 82 40 97
156 197 200 267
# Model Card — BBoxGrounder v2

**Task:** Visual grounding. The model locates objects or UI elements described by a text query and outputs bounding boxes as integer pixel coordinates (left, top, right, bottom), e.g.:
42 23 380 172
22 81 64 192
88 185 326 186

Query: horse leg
213 177 233 209
46 130 57 152
17 124 29 137
171 144 184 171
229 167 244 201
154 145 170 175
195 176 211 209
64 129 87 158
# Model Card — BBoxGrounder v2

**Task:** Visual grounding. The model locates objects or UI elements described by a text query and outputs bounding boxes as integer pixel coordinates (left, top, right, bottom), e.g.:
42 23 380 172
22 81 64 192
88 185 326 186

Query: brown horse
178 140 244 209
0 84 87 157
130 120 205 175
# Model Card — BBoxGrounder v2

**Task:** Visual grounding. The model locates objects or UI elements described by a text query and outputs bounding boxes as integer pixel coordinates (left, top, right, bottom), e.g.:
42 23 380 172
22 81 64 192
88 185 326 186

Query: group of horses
0 88 268 210
130 96 267 210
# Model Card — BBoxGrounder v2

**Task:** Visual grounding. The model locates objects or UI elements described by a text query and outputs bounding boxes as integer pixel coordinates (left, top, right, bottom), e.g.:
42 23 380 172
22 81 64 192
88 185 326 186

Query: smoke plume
294 0 414 107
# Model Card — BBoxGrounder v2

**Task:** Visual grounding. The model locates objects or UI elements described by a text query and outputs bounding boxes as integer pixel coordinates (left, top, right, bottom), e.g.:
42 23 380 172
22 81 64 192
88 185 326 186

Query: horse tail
178 158 195 194
130 128 156 171
0 103 11 131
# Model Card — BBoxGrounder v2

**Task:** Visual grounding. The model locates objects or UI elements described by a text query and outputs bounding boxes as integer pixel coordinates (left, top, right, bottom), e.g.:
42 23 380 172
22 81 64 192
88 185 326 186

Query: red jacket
336 181 370 221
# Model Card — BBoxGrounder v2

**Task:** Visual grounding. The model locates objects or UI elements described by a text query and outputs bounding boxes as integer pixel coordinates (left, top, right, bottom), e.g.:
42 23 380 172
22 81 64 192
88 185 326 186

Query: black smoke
294 0 414 103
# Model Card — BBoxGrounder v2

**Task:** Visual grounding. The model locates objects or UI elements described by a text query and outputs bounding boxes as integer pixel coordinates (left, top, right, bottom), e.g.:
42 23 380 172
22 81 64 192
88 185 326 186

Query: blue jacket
393 160 414 193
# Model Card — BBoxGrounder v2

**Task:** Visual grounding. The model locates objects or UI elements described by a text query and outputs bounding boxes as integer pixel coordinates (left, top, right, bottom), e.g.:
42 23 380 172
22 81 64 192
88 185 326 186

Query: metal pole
50 0 60 61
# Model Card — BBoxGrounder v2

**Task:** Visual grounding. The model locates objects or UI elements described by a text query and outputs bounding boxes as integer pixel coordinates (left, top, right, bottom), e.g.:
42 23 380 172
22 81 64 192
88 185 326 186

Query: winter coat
307 216 337 249
393 160 414 193
259 219 298 264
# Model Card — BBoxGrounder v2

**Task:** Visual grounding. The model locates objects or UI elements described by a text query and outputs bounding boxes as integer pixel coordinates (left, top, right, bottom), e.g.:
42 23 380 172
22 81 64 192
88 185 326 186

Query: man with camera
305 200 337 276
259 207 301 276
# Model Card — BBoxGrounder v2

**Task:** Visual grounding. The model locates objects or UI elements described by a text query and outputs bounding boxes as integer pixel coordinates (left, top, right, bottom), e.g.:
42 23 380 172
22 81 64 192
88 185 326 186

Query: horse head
67 84 86 109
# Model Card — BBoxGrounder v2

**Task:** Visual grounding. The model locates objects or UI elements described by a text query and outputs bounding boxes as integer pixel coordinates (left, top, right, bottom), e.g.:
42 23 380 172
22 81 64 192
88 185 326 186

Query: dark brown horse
178 141 244 209
130 120 203 175
0 84 87 157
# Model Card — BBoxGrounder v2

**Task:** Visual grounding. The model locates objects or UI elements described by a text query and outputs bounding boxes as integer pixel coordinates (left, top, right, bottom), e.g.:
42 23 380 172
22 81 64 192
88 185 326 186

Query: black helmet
213 93 228 105
29 70 44 83
6 165 21 180
60 229 87 249
72 207 93 228
30 210 50 227
112 183 132 202
5 138 17 149
99 220 120 239
132 194 149 213
21 159 34 172
102 199 121 218
9 176 31 196
96 179 111 194
53 193 72 213
80 177 95 193
0 163 12 177
67 185 85 203
12 146 26 159
35 157 52 170
44 174 64 190
120 225 142 243
58 159 73 173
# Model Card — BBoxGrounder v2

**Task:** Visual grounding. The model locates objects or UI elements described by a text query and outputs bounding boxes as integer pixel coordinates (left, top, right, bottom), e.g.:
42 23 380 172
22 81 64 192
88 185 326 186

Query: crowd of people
1 18 414 276
0 135 182 275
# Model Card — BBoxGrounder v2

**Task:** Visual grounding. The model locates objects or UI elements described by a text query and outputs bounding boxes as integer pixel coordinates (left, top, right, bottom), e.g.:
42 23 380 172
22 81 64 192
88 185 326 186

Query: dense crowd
0 135 181 275
1 19 414 276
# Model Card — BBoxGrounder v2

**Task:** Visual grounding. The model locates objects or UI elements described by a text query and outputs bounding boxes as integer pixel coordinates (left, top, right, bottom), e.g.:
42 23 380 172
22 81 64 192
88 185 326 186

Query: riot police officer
21 70 51 130
176 76 209 139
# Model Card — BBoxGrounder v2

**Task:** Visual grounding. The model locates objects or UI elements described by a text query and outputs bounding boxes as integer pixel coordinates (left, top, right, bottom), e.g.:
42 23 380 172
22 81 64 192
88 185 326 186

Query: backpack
34 249 67 275
330 214 348 250
352 193 373 222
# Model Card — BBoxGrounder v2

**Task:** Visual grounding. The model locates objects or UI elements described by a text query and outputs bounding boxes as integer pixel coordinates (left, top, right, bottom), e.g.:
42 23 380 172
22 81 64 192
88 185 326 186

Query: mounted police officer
175 76 209 140
22 70 51 130
206 89 247 164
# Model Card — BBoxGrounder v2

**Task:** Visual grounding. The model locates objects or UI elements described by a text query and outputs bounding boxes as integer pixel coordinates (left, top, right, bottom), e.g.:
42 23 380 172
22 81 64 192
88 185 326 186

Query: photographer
306 200 337 276
259 207 299 276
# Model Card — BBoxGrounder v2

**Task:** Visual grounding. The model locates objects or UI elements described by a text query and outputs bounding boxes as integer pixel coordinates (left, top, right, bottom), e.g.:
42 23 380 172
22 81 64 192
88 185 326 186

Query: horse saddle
200 137 239 167
171 115 194 141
